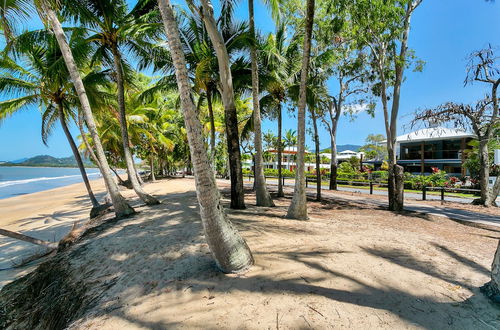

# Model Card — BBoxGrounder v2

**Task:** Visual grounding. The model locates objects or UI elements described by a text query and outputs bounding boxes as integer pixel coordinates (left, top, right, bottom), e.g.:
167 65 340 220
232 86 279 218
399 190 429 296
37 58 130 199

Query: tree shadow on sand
2 182 499 329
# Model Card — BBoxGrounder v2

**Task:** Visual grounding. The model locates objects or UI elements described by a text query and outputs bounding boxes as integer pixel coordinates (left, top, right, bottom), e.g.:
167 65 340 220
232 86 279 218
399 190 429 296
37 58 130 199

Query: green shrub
338 161 355 173
263 168 295 177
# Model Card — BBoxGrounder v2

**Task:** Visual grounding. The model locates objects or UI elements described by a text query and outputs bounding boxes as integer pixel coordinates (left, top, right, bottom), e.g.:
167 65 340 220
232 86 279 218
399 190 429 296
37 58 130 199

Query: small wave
0 172 100 188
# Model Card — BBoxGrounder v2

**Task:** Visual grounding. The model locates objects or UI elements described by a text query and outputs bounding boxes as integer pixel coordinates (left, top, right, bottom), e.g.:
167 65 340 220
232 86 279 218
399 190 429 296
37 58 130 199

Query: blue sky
0 0 499 160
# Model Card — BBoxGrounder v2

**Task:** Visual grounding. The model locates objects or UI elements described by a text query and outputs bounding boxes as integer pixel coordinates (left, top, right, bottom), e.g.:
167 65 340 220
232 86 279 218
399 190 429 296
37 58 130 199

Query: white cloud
343 103 370 114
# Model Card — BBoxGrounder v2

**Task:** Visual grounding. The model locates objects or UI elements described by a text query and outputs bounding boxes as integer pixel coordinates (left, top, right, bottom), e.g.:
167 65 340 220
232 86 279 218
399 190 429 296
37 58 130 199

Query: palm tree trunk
42 4 134 218
110 44 159 205
277 103 284 197
207 89 216 162
157 0 253 273
134 162 145 185
249 0 274 207
198 0 245 209
150 156 156 182
286 0 315 220
77 111 100 168
57 102 100 208
111 167 127 186
310 108 321 201
0 228 58 249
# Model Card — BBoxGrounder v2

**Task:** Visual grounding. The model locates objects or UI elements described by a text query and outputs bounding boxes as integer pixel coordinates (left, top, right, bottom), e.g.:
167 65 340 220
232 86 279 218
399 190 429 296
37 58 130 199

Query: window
401 144 421 160
442 140 461 159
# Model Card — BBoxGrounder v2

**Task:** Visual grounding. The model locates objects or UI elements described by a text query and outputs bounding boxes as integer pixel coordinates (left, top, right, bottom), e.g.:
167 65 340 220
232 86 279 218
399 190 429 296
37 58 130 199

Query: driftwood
0 229 58 249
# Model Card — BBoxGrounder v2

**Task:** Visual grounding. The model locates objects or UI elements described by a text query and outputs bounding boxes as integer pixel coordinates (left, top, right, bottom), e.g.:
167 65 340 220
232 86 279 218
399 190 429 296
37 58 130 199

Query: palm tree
149 9 251 179
260 24 300 197
0 30 103 210
283 129 298 148
286 0 315 220
0 0 31 40
306 80 329 202
192 0 246 209
289 61 330 201
248 0 274 206
41 2 135 218
67 0 159 205
157 0 253 273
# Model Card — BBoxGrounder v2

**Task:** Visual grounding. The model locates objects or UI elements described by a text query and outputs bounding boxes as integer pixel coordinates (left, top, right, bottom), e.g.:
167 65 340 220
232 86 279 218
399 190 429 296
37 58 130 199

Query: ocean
0 166 102 200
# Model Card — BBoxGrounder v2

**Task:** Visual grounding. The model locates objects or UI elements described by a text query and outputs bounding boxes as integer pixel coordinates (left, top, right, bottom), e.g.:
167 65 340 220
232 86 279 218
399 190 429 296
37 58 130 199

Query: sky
0 0 499 161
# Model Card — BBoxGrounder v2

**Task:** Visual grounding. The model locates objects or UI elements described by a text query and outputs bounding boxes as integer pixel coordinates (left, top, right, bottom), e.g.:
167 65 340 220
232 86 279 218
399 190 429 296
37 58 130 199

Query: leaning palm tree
286 0 315 220
0 29 105 213
157 0 253 273
151 9 252 169
189 0 246 209
39 1 135 217
65 0 159 205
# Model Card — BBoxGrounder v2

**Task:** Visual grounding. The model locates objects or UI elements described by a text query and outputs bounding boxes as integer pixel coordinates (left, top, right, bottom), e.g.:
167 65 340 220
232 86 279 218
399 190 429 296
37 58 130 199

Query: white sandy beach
0 178 108 287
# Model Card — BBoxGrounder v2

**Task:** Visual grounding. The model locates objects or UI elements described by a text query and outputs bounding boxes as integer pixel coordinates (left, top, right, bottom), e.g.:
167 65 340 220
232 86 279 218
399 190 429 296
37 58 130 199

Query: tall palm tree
260 24 300 197
180 10 251 167
157 0 253 273
0 29 104 212
192 0 246 209
288 61 330 202
247 0 274 206
145 9 251 176
286 0 315 220
67 0 159 205
40 1 135 218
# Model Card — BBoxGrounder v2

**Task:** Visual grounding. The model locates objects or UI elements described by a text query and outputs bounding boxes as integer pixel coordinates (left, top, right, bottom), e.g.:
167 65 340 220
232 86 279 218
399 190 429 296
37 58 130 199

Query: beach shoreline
0 167 110 200
0 178 108 287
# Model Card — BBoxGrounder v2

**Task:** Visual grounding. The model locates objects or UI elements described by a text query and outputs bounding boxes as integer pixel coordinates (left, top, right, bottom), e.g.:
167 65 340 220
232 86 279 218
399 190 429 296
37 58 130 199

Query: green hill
1 155 96 168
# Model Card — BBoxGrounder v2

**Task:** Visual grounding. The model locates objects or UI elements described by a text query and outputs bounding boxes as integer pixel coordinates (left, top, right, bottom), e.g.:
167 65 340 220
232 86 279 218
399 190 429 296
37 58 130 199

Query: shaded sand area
1 178 500 329
0 179 107 287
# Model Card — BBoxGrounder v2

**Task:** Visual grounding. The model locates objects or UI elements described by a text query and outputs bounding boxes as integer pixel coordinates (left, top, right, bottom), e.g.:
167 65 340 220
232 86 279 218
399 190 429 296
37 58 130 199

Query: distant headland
0 155 96 168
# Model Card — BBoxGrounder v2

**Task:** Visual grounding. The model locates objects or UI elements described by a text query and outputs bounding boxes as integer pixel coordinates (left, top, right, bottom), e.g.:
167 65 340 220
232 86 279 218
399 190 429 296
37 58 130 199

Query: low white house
258 147 363 172
336 150 364 161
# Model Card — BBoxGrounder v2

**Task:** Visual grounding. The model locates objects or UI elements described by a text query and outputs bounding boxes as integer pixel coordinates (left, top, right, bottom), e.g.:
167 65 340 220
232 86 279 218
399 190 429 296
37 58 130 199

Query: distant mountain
321 144 362 153
1 155 96 168
10 157 28 164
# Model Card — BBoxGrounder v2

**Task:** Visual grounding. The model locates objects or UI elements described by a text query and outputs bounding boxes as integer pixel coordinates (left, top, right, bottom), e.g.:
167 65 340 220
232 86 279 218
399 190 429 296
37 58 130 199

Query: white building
391 127 476 175
259 147 363 172
336 150 364 161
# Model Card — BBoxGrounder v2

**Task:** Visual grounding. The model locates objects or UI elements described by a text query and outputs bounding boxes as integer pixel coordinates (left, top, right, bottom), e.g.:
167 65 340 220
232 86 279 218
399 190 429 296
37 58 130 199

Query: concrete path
231 179 500 228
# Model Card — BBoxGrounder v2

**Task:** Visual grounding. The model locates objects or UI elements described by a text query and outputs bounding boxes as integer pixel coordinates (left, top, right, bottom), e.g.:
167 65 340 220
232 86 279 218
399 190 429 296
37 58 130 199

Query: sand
0 179 112 286
1 178 500 329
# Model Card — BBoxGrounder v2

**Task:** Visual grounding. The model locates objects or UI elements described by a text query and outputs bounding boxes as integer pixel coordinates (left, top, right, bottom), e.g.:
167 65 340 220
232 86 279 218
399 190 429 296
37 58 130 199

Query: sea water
0 166 101 200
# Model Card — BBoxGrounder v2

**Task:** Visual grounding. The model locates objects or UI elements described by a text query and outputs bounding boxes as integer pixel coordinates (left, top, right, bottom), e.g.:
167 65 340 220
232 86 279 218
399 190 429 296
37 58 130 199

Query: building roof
395 127 476 143
266 146 310 154
339 150 358 154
